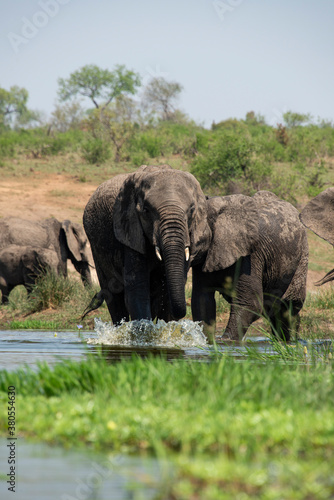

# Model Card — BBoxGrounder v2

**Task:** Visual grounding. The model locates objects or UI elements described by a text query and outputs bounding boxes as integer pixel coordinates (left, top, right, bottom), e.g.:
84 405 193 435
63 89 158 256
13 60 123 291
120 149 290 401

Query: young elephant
0 245 59 304
191 191 309 342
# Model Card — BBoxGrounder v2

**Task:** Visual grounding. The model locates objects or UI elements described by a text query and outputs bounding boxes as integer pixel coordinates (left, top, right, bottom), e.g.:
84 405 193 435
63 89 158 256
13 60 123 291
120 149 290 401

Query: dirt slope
0 173 96 223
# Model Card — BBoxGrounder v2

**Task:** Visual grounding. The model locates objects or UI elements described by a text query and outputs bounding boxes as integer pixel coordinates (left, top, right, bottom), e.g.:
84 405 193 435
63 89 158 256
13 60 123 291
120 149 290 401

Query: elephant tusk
185 247 190 262
155 246 162 261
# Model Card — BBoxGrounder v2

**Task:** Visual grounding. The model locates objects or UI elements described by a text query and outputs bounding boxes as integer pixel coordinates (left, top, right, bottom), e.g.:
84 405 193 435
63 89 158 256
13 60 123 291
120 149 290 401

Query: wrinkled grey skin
192 191 309 342
300 187 334 285
83 164 211 323
0 217 92 287
0 245 59 303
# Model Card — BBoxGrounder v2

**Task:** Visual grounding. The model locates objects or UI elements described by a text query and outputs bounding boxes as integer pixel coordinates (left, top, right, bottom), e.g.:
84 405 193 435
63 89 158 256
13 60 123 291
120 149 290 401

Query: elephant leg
271 261 307 342
225 303 262 341
191 266 217 343
106 291 129 325
123 247 151 320
268 299 303 342
224 266 263 341
1 284 14 304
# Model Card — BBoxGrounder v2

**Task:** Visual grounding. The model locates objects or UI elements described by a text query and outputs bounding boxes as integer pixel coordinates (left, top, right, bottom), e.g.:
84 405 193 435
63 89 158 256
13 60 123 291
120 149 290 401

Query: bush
156 122 200 156
81 138 111 164
46 130 84 155
131 150 148 166
29 272 77 311
306 160 328 198
0 133 17 158
130 131 163 158
0 128 84 159
190 132 255 193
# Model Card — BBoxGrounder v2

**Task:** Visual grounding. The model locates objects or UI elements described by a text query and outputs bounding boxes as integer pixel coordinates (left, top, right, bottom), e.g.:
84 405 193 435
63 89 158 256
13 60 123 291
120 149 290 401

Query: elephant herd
1 164 334 343
0 217 92 303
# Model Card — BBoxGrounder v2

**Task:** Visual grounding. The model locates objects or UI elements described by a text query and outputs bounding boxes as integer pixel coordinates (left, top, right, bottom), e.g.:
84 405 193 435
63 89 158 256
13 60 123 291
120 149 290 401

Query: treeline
1 64 334 204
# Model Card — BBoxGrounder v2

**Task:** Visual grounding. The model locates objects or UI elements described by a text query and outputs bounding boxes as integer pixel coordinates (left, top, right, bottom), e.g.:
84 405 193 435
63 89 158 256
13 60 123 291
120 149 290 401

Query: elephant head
113 165 211 319
202 194 259 273
21 247 60 281
61 220 93 286
300 187 334 285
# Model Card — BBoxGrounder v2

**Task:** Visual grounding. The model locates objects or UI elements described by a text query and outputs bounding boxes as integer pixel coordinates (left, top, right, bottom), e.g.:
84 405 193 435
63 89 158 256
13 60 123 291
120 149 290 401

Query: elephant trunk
159 206 189 320
315 268 334 286
72 260 93 287
80 264 93 287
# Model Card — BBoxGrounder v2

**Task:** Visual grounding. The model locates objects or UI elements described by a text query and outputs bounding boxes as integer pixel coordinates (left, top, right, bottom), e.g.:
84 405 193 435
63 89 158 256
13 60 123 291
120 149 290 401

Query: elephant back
252 191 308 290
0 217 58 250
253 191 306 248
83 174 131 262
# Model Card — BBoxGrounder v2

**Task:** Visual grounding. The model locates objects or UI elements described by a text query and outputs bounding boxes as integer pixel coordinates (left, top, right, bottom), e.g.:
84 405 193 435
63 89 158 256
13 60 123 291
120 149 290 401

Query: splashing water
87 318 208 348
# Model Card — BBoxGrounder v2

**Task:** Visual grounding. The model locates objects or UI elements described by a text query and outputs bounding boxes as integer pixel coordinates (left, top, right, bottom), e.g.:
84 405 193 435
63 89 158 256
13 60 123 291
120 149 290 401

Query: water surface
0 438 170 500
0 321 278 372
0 318 332 372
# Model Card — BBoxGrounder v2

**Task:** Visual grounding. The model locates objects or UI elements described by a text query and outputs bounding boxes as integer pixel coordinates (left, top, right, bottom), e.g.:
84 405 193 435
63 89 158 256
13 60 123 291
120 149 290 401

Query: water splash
87 318 207 348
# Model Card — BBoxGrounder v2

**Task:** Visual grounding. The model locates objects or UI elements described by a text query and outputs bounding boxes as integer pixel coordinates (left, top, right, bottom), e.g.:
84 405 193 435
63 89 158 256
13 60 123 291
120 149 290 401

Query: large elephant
83 164 211 323
300 187 334 285
0 217 93 287
0 245 59 303
191 191 309 342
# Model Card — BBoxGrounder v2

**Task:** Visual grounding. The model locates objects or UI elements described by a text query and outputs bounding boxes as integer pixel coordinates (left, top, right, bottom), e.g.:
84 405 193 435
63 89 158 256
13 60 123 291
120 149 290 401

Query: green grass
0 274 110 330
307 287 334 309
8 319 62 330
0 356 333 498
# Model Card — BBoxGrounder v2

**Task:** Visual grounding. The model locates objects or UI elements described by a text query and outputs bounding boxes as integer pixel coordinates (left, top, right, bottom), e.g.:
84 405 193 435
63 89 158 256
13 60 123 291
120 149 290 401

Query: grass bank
0 355 333 498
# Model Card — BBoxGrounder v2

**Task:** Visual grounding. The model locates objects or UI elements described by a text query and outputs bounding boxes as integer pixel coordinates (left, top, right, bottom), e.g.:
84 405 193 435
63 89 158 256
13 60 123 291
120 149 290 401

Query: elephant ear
203 195 259 272
62 220 85 262
183 173 212 264
300 187 334 246
113 173 146 254
21 249 38 274
113 165 176 254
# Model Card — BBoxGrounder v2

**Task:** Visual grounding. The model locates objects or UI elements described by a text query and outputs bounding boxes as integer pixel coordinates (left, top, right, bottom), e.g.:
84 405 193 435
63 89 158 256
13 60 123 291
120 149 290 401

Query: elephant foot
201 321 216 344
222 329 244 342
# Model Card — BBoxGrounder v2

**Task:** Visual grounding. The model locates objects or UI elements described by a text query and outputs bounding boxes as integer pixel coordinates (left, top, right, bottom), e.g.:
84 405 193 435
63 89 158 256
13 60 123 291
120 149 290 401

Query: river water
0 437 172 500
0 318 280 372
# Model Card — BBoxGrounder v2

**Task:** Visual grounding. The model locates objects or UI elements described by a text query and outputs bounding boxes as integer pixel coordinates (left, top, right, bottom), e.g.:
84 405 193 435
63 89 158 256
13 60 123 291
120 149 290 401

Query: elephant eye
136 200 149 214
188 204 195 219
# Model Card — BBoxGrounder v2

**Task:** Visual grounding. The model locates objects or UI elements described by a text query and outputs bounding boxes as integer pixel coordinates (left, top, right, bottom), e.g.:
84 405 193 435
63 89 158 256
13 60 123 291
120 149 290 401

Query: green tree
57 64 141 110
84 96 139 162
142 77 183 121
245 111 266 126
50 101 85 132
276 123 289 146
0 85 31 128
283 111 312 128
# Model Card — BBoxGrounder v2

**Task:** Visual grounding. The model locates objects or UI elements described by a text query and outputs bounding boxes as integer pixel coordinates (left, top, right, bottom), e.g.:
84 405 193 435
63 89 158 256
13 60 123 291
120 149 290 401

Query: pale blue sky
1 0 333 127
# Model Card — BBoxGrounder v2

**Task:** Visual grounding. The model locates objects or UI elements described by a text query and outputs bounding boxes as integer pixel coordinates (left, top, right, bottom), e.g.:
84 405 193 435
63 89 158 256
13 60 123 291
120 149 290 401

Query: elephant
0 217 93 287
83 164 211 323
300 187 334 285
191 191 309 342
0 245 59 303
